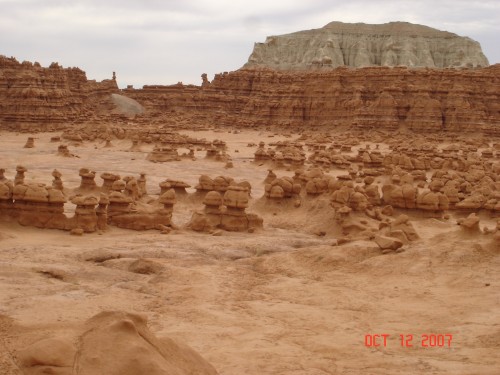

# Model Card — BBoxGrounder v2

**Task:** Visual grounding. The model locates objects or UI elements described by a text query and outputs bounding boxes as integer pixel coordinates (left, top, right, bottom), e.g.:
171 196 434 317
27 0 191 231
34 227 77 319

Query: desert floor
0 130 499 374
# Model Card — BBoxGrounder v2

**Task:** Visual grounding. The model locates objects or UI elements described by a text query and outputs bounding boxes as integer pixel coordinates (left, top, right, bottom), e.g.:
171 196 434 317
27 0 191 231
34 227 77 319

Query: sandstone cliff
1 55 498 135
124 65 500 135
244 21 489 70
0 55 119 131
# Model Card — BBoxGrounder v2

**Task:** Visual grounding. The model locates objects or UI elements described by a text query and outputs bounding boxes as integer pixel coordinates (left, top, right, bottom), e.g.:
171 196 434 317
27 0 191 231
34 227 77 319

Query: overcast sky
1 0 498 88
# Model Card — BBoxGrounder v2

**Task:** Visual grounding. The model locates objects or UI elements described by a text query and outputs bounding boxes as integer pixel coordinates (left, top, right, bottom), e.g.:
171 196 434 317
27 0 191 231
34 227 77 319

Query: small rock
374 235 403 251
381 205 394 216
157 224 171 234
70 228 84 236
387 229 409 244
457 213 480 232
128 259 164 275
392 214 409 226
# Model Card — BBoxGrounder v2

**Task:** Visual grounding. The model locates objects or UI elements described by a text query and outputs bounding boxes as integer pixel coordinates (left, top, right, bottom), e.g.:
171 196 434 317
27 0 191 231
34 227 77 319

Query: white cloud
0 0 498 87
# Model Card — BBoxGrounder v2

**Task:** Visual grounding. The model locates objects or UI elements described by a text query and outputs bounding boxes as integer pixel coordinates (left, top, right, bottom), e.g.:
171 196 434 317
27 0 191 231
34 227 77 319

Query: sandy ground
0 130 499 374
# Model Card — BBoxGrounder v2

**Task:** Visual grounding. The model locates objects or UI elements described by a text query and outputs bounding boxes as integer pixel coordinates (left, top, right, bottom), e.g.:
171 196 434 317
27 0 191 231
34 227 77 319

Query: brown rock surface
15 311 218 375
1 56 499 135
0 56 119 131
124 65 500 135
374 234 404 252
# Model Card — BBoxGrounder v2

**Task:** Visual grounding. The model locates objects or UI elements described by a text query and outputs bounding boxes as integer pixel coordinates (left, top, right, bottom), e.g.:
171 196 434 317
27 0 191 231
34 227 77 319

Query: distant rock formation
124 65 500 135
1 48 498 135
0 56 119 131
244 21 489 70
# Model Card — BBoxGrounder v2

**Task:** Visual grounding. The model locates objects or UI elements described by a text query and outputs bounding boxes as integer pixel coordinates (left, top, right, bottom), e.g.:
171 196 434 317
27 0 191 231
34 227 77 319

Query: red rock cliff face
0 56 118 131
124 65 500 135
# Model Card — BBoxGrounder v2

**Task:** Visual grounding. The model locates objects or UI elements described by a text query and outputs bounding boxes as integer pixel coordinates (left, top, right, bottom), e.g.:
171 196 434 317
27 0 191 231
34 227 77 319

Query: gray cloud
0 0 498 88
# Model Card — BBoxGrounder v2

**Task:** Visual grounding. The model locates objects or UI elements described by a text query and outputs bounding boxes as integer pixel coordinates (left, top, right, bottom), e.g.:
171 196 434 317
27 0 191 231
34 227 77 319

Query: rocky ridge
0 55 119 131
244 21 489 70
124 65 500 135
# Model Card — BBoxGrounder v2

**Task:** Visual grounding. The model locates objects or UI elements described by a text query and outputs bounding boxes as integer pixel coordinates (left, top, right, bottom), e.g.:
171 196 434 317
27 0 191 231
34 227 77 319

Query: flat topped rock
245 21 489 70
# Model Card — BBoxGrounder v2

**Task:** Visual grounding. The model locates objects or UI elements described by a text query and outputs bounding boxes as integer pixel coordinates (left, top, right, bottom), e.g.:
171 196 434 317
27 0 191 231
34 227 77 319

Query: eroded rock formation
1 51 498 135
244 21 489 70
15 311 218 375
0 55 118 131
124 65 500 135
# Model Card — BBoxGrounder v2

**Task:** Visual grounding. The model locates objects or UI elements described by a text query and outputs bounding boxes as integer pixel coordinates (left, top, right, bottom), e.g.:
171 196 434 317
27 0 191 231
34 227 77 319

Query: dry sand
0 130 499 374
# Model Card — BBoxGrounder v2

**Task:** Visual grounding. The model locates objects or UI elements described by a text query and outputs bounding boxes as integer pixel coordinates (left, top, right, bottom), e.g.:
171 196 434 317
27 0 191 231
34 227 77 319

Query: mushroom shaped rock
101 172 121 192
12 183 29 200
188 211 215 232
167 179 191 195
196 175 215 192
203 191 223 207
48 188 66 204
111 180 127 192
72 195 99 207
24 184 49 203
51 169 64 191
268 185 285 200
0 181 13 200
78 168 98 190
14 165 27 185
236 180 252 196
213 176 234 192
159 189 176 207
71 195 99 232
159 180 172 195
223 186 249 210
108 191 133 204
268 177 300 198
305 178 328 195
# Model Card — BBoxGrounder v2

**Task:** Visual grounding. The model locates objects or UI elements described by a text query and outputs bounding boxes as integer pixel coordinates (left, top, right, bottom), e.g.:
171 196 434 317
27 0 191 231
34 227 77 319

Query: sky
1 0 498 88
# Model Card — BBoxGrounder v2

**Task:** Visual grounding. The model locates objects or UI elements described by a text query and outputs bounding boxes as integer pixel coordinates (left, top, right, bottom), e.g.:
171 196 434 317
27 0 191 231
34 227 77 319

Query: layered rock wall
124 65 500 135
244 21 489 70
1 54 498 135
0 56 118 131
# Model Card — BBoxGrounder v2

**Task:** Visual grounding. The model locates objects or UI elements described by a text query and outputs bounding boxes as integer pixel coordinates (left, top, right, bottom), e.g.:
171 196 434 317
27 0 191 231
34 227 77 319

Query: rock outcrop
0 55 119 131
244 21 489 70
123 65 500 135
15 311 218 375
188 186 263 232
1 51 498 135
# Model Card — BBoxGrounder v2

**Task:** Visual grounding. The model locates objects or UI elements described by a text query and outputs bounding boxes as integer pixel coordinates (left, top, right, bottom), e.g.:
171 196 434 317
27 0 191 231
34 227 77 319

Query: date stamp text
364 334 453 348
